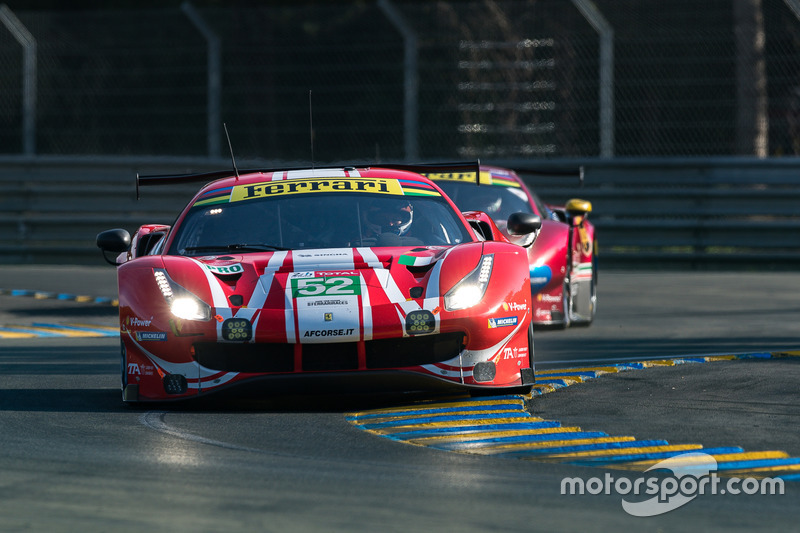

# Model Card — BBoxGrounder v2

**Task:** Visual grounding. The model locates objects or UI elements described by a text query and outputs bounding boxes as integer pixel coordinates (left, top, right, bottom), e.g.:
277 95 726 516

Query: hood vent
212 271 243 283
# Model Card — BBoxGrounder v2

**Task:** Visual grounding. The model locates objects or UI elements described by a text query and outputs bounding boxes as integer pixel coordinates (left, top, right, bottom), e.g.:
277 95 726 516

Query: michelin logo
488 316 518 328
135 331 167 342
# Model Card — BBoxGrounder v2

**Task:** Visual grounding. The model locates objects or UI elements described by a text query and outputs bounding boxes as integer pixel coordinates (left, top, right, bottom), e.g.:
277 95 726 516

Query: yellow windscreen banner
424 171 520 187
424 171 486 185
230 177 403 202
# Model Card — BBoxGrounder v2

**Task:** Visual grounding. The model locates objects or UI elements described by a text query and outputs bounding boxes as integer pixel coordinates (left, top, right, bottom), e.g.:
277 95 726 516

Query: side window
136 232 166 256
468 220 491 241
148 233 167 255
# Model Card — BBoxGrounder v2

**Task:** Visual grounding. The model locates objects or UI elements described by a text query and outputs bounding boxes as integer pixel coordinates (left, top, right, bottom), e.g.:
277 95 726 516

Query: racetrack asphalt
532 355 800 460
2 265 800 530
1 265 799 474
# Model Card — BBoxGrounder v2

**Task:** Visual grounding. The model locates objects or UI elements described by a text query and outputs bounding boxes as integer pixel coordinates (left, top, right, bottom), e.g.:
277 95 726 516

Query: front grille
365 332 464 369
193 332 465 373
193 342 294 373
302 342 358 371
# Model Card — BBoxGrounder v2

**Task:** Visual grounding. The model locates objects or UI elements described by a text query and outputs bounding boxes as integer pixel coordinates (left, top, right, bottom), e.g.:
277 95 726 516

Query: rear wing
136 166 309 200
135 160 481 200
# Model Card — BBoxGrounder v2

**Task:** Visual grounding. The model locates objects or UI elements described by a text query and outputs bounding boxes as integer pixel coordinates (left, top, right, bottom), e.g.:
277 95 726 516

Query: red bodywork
108 167 536 402
427 166 597 328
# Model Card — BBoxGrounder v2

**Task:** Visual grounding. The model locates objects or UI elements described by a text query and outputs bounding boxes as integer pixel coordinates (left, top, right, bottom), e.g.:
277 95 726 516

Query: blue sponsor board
530 265 552 292
135 331 168 342
488 316 518 328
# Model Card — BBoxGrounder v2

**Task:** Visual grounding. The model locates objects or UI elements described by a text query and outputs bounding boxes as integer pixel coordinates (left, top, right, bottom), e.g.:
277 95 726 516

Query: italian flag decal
398 255 436 267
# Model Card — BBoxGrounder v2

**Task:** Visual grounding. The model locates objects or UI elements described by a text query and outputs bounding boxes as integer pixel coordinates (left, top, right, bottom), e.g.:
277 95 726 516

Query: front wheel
120 340 127 391
527 320 535 373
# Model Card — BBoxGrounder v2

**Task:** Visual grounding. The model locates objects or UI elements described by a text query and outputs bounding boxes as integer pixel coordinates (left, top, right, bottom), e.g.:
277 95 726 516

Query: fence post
181 1 222 159
571 0 614 158
0 4 36 156
377 0 419 161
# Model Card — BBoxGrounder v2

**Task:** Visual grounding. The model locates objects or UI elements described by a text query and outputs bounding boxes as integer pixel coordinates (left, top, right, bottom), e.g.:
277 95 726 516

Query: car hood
162 246 468 305
160 246 476 344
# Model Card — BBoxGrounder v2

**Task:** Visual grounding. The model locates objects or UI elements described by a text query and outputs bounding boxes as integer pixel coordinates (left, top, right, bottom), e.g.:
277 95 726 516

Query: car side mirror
506 212 542 236
96 228 131 265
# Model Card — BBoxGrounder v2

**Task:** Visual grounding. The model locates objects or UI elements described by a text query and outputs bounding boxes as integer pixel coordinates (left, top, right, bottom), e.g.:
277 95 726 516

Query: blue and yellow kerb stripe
0 323 119 339
0 288 118 307
346 351 800 481
0 288 119 338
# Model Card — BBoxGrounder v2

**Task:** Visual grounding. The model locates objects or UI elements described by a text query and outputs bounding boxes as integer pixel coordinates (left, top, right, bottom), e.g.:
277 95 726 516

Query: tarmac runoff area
348 353 800 481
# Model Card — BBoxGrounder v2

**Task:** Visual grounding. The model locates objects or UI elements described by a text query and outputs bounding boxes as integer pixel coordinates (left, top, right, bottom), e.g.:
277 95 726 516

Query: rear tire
555 278 572 329
572 258 597 327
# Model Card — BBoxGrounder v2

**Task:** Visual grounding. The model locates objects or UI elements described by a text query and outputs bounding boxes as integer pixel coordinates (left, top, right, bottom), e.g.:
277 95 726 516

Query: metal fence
4 1 800 160
1 156 799 268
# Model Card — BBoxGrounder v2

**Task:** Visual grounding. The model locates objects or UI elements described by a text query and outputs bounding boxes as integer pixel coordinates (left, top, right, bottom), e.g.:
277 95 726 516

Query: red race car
96 163 541 402
424 166 596 329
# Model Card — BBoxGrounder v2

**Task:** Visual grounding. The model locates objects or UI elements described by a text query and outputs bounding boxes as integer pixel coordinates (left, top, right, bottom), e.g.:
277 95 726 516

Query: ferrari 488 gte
425 165 596 328
97 163 541 402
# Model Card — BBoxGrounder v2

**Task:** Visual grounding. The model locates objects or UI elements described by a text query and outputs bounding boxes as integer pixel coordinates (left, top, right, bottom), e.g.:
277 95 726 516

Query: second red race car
424 165 596 329
97 162 542 402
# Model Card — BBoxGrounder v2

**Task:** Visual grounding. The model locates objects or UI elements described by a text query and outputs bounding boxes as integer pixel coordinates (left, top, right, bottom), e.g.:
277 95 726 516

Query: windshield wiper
183 243 291 254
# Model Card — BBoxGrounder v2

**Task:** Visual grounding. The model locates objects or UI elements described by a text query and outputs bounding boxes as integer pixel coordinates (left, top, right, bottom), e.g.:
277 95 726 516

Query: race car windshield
436 181 534 221
169 192 473 255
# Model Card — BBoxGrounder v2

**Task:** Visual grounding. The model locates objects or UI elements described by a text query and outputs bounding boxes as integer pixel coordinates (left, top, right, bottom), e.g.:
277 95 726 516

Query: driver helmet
364 199 414 236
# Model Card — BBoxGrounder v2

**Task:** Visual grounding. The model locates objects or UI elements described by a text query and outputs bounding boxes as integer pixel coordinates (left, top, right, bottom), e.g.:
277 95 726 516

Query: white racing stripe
251 251 289 333
420 364 472 379
456 309 530 367
288 249 361 343
283 168 360 179
188 258 232 340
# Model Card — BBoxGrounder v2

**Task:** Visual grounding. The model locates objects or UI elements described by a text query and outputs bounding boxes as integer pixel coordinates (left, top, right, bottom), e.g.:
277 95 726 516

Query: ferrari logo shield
324 313 333 321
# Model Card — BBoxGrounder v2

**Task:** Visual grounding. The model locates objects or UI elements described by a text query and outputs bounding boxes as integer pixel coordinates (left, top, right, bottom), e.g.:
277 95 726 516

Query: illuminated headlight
444 254 494 311
171 297 211 321
153 269 211 321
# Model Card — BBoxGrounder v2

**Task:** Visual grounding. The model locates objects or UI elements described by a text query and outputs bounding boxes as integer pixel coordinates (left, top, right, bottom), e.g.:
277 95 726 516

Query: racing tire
120 340 127 391
120 340 142 405
527 320 535 374
517 321 535 395
553 278 571 330
572 256 597 328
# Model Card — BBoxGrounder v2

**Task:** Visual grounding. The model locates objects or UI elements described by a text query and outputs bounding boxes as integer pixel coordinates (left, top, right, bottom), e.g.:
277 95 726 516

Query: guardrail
512 158 800 268
2 156 800 268
0 157 213 264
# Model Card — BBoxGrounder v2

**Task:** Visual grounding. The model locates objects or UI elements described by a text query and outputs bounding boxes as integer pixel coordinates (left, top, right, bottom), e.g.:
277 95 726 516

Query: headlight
154 269 212 321
444 254 493 311
170 297 211 321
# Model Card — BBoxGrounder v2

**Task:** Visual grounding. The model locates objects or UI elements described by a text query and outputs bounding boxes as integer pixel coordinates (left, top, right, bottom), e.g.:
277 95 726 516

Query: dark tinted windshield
436 181 536 221
169 192 472 256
